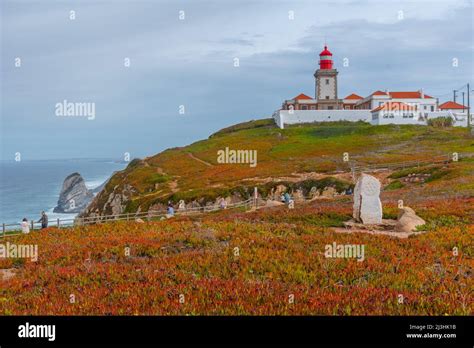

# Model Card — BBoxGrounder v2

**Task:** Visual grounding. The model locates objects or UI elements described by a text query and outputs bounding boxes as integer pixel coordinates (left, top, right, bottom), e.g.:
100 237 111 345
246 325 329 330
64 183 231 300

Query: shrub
384 180 404 190
427 116 453 128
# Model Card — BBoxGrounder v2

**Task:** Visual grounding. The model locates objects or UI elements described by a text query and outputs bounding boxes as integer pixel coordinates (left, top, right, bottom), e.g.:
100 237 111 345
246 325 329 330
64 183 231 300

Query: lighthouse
314 45 340 109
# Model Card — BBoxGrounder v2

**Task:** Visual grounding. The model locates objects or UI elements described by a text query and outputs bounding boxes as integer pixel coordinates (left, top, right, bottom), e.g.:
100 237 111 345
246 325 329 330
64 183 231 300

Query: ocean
0 159 126 224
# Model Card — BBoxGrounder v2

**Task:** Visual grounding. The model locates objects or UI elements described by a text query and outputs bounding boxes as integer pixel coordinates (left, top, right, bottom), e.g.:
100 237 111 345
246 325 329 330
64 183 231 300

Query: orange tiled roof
372 101 417 112
389 91 433 99
371 90 433 99
344 93 363 100
438 101 466 110
293 93 313 100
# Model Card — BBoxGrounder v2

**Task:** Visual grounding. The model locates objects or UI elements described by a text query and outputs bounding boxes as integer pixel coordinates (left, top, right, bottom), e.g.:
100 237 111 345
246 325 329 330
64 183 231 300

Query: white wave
85 177 108 190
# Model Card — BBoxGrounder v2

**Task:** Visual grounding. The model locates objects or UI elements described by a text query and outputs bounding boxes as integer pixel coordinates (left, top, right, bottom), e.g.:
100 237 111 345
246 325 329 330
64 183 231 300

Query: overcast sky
1 0 473 160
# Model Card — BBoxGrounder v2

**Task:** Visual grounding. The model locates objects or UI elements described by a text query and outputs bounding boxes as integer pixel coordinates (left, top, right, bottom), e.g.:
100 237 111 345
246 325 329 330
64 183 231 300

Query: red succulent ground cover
0 198 472 315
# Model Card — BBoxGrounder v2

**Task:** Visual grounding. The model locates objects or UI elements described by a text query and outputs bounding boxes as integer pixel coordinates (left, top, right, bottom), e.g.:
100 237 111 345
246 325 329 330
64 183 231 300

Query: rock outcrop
80 173 352 219
54 173 94 213
395 206 426 232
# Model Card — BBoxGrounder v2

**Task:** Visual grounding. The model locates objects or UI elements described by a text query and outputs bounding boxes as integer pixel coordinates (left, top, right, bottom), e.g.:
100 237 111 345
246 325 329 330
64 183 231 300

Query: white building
274 44 470 129
438 101 468 113
370 101 422 125
354 90 438 118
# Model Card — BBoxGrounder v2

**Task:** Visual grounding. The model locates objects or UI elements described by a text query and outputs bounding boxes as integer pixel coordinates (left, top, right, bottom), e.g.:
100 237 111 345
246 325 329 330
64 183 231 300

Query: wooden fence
1 152 470 238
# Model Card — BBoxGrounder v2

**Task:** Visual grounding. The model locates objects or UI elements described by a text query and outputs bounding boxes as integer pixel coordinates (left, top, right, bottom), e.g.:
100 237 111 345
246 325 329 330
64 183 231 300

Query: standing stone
353 173 382 224
178 200 186 210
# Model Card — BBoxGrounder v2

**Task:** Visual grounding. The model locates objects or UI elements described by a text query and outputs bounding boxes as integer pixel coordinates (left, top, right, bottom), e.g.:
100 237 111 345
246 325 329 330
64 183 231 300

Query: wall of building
371 112 424 126
274 110 371 129
371 111 469 127
273 110 469 129
427 111 468 127
318 76 337 100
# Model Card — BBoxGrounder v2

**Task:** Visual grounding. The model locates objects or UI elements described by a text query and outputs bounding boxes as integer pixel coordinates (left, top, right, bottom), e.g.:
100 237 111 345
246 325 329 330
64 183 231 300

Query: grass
81 120 474 216
384 180 404 190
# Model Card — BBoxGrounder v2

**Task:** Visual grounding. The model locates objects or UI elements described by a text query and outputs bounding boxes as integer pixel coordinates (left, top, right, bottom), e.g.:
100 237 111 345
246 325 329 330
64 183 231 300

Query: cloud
1 0 472 159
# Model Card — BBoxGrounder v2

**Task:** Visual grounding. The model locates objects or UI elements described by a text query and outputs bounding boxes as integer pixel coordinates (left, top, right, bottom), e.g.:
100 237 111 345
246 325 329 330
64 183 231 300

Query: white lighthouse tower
314 45 341 110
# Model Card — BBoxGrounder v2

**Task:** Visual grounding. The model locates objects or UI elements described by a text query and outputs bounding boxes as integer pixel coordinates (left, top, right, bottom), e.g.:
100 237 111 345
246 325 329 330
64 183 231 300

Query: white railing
1 198 255 238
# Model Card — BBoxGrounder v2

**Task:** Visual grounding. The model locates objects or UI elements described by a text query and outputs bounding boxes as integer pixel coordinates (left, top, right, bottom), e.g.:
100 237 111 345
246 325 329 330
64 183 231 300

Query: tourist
284 192 291 204
21 218 30 234
167 203 175 217
219 198 227 209
37 211 48 229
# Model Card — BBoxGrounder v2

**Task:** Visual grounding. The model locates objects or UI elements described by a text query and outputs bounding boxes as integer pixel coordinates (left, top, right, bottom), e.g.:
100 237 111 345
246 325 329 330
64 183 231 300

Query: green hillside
2 119 473 316
81 120 473 217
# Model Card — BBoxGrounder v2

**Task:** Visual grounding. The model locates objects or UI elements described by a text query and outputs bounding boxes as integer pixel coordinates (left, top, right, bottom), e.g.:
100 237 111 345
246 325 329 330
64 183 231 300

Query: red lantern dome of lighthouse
319 45 333 69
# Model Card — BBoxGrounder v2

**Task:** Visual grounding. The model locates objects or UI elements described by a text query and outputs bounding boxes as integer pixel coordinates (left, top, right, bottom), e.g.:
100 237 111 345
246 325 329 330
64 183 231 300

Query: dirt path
187 153 213 167
332 227 426 239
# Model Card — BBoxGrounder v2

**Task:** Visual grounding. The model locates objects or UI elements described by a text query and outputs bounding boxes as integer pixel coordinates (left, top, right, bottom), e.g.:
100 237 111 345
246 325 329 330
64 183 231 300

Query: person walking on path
37 211 48 229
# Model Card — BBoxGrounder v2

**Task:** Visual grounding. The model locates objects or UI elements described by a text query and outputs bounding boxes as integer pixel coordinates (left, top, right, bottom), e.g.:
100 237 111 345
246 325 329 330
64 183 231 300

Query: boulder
353 173 383 224
395 206 425 232
309 186 320 199
293 189 305 201
397 206 416 219
273 185 287 200
321 186 337 198
54 173 94 213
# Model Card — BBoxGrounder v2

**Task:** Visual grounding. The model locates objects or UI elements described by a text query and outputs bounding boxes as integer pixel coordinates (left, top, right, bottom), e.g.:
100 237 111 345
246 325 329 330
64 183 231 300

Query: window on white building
325 79 329 85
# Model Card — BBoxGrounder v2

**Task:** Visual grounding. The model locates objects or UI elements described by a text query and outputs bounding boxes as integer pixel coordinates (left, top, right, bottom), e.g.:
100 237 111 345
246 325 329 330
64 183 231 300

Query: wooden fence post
254 187 258 208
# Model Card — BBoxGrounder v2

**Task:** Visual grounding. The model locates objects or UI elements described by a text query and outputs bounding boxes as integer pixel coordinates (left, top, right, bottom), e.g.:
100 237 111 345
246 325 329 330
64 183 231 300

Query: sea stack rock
54 173 94 213
353 173 383 224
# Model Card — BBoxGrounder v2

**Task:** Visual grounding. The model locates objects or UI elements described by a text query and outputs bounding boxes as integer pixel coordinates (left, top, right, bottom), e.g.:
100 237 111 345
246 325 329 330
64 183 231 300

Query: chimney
420 89 424 99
